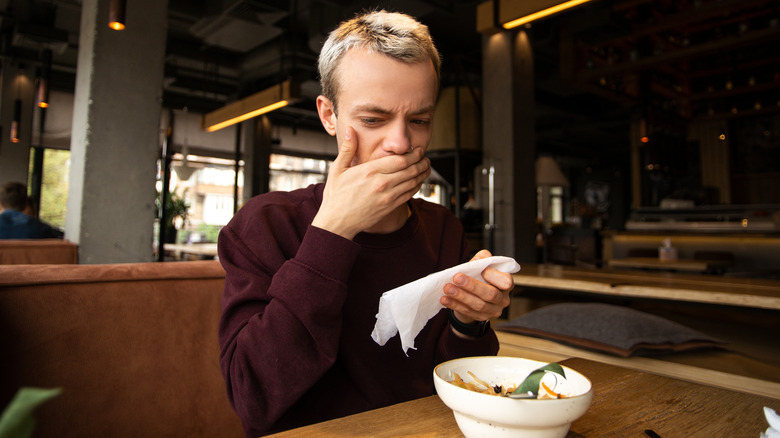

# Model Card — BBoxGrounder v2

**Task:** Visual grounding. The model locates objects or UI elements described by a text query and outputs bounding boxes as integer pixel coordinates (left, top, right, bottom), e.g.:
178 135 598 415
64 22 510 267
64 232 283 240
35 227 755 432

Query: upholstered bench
0 260 244 438
0 239 78 264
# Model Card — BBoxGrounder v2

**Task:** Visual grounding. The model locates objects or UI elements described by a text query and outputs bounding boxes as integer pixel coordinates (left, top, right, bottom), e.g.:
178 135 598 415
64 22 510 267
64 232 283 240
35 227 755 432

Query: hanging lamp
109 0 127 30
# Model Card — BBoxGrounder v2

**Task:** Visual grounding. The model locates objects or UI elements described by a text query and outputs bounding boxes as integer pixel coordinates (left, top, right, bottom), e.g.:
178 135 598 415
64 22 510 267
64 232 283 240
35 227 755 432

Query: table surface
496 331 780 399
607 257 732 272
512 263 780 310
265 357 780 437
162 242 218 257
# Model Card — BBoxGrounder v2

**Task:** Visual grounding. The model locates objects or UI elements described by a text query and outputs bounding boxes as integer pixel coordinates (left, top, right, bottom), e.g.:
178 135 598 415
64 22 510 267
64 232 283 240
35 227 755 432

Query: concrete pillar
0 65 36 185
481 30 537 262
65 0 168 263
240 115 273 205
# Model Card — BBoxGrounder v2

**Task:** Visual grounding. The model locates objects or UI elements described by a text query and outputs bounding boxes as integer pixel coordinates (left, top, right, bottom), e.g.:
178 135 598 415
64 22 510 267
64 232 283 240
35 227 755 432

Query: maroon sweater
217 183 499 436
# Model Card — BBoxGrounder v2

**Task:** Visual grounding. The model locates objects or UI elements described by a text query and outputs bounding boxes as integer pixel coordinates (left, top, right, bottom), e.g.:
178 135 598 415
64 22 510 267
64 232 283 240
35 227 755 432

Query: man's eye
411 119 431 126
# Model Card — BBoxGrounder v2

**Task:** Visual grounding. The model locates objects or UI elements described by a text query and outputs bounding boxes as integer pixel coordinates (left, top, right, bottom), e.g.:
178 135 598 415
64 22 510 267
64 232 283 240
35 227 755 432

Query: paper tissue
371 256 521 354
762 407 780 438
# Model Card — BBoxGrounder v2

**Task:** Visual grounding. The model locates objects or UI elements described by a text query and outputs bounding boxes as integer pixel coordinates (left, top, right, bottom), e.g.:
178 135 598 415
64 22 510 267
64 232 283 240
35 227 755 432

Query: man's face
318 48 438 165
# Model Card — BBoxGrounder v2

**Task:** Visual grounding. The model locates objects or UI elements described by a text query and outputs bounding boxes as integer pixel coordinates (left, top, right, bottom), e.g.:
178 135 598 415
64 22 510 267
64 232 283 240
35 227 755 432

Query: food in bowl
448 362 571 399
433 356 593 438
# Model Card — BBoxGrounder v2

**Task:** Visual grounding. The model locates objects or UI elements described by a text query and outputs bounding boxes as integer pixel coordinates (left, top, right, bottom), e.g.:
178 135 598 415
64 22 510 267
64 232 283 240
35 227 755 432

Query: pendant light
11 69 22 144
36 50 52 109
10 99 21 144
109 0 127 30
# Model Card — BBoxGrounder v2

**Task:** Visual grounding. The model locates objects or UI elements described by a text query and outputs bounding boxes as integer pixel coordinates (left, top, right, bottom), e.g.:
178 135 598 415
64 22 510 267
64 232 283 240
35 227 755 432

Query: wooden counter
601 230 780 276
512 263 780 310
607 256 732 273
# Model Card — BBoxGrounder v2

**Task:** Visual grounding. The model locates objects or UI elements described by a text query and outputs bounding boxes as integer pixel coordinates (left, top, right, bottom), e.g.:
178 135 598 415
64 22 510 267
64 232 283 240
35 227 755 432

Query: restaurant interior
1 0 779 436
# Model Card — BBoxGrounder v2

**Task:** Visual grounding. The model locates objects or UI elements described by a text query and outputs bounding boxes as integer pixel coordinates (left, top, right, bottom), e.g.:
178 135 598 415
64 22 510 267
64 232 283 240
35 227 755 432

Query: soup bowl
433 356 593 438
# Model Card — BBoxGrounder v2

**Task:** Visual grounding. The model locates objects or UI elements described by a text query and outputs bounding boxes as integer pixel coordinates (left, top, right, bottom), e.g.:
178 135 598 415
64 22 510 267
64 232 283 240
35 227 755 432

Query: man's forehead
335 47 436 85
336 49 437 105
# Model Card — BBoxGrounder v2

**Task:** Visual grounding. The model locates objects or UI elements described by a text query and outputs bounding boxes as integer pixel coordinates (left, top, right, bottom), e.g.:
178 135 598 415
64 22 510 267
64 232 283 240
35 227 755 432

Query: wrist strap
449 309 489 338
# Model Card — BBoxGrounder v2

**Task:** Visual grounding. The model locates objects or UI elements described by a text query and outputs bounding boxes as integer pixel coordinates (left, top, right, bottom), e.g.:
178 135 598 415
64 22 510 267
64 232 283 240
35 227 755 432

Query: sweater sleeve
217 218 360 436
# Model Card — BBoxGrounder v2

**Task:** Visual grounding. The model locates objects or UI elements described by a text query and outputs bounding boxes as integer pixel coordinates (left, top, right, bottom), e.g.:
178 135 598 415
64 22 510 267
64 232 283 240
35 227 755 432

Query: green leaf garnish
513 362 566 396
0 387 62 438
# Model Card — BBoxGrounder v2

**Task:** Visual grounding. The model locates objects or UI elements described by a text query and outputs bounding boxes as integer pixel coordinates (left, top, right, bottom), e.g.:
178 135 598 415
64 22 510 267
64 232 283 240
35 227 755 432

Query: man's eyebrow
411 105 436 115
352 104 391 115
351 104 435 115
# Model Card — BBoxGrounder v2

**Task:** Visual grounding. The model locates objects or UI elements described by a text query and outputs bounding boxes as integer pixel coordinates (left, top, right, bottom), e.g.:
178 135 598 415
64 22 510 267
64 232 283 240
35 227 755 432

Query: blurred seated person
217 10 514 437
0 182 64 239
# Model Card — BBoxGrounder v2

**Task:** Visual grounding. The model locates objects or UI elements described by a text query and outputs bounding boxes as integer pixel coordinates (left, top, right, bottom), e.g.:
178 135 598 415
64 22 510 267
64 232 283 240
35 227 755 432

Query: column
242 115 272 205
481 30 537 262
65 0 168 263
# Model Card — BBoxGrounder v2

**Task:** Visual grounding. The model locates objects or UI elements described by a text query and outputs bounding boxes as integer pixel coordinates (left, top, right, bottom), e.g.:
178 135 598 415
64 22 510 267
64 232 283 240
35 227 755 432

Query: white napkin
371 256 521 354
762 407 780 438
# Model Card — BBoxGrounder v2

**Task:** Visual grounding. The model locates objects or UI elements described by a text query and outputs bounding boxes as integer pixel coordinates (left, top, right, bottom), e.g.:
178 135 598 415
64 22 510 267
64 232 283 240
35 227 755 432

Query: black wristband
448 309 489 338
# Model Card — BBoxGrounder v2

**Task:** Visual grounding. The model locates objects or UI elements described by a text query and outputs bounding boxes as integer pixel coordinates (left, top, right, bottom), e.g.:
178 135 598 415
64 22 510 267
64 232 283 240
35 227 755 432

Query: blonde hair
317 10 441 112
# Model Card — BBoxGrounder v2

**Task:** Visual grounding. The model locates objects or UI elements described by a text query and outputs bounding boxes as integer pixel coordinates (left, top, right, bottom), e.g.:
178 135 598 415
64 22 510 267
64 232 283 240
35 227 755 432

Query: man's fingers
331 126 357 173
483 267 514 291
470 249 493 262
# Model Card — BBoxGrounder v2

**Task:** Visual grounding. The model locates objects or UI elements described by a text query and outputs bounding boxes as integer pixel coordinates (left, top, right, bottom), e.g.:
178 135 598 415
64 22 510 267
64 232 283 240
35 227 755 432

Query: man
0 182 64 239
217 10 514 436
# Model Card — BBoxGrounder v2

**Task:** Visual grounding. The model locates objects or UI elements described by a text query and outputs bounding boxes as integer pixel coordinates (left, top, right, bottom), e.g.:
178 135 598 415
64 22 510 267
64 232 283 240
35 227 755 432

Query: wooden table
266 358 780 437
507 264 780 400
512 263 780 310
162 243 218 260
497 331 780 398
607 257 732 273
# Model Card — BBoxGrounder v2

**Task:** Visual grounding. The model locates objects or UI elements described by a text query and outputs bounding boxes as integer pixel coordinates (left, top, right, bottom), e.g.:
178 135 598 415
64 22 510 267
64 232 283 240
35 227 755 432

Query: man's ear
316 95 337 136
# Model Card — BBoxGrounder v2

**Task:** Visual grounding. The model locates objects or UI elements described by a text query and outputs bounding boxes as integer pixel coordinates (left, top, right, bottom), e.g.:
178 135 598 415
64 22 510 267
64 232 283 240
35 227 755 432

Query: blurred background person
0 182 64 239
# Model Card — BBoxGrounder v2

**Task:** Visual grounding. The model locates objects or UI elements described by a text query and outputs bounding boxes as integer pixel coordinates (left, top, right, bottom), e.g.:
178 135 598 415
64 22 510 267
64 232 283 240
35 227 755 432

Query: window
537 185 565 226
269 154 329 191
550 186 564 224
28 148 70 230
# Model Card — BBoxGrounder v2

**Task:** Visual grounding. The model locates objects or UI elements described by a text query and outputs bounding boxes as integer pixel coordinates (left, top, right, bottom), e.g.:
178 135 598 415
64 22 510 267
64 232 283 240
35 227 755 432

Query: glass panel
165 153 243 243
414 183 448 206
269 154 329 192
28 148 70 230
551 186 564 224
536 185 565 225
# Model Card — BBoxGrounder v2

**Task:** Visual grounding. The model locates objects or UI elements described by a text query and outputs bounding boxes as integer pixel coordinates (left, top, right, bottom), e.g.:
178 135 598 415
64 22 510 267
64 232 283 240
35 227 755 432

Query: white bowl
433 356 593 438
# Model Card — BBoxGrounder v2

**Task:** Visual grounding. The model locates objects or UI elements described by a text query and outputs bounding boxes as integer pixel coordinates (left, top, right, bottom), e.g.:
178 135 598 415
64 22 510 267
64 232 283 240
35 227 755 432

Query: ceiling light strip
202 80 299 132
502 0 594 29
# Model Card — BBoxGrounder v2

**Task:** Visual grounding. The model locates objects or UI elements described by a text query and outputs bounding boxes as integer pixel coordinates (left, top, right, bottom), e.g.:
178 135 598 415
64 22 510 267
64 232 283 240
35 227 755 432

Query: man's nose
383 121 411 154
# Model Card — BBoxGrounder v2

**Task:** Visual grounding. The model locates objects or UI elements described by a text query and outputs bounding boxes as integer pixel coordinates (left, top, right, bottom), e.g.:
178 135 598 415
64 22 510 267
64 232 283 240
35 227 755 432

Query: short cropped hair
317 10 441 113
0 182 28 211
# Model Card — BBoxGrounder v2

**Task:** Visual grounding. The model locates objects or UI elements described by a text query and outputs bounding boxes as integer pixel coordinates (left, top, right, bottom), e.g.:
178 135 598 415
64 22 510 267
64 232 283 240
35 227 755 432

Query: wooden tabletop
266 394 455 437
512 263 780 310
265 357 780 437
567 357 779 437
162 243 218 259
607 257 732 273
496 331 780 398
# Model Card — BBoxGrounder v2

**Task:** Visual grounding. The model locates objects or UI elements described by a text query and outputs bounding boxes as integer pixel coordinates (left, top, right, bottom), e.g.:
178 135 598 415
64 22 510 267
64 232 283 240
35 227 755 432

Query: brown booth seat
0 239 79 264
0 260 244 438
